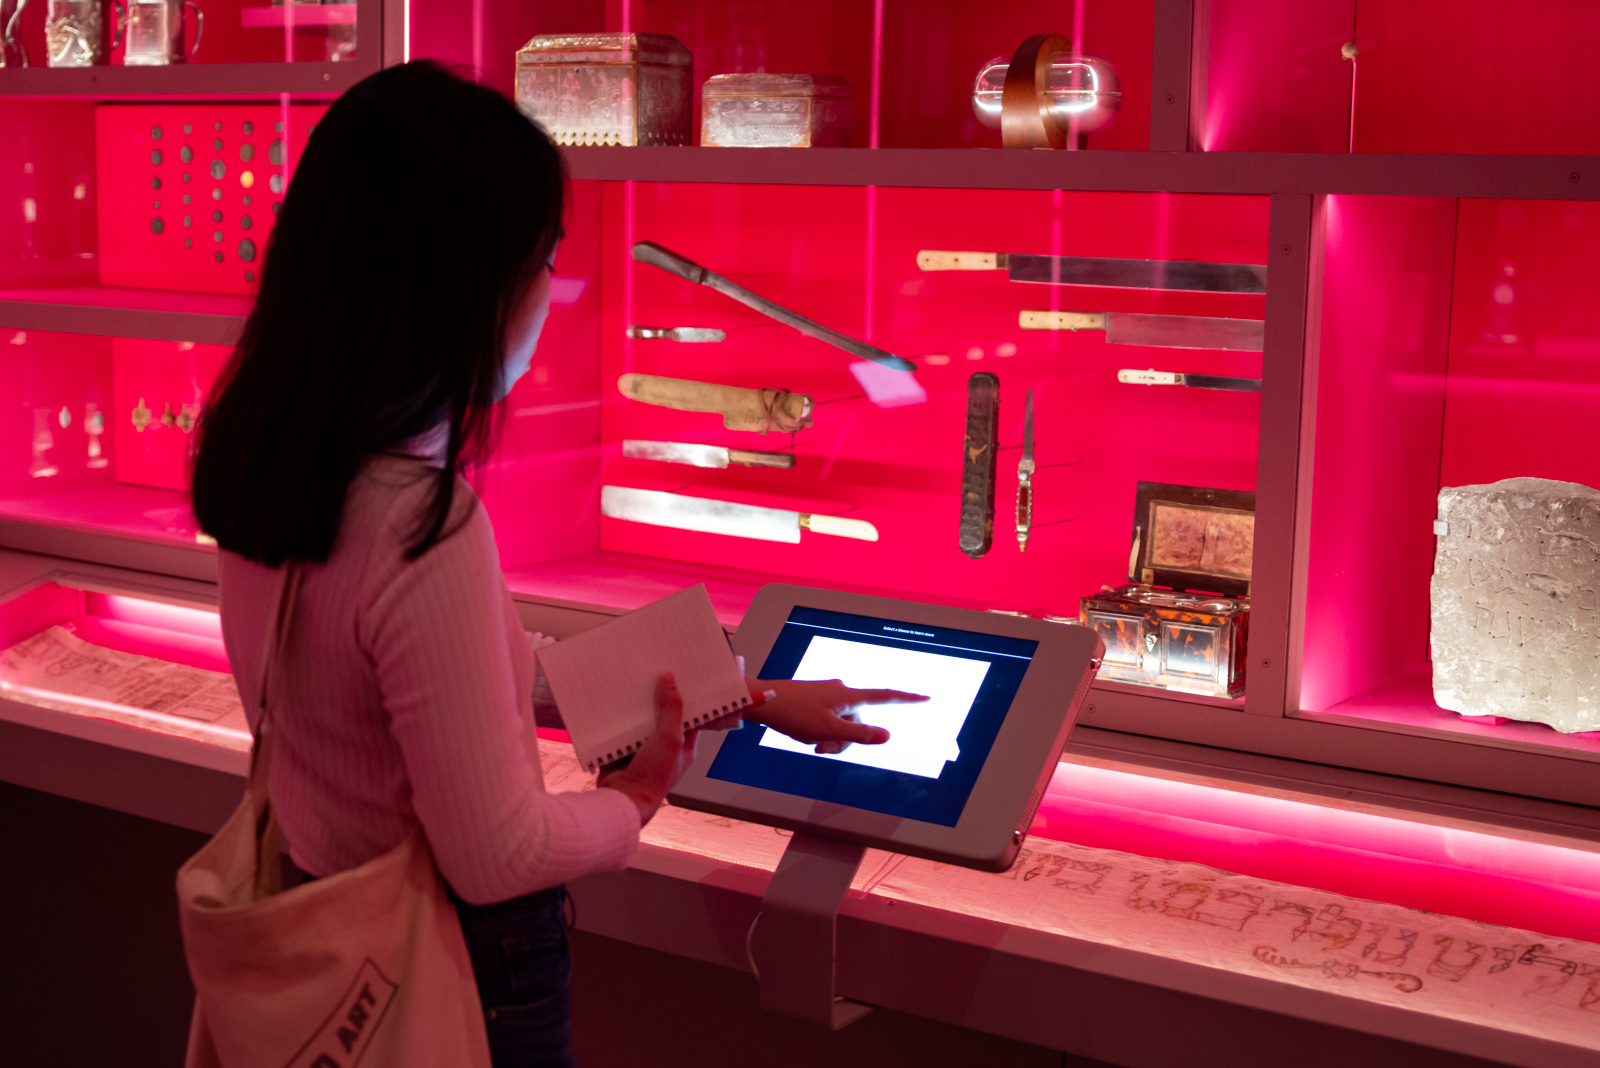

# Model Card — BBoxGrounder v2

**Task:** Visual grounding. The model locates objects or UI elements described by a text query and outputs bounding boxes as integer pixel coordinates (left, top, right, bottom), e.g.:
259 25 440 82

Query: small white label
1433 520 1449 536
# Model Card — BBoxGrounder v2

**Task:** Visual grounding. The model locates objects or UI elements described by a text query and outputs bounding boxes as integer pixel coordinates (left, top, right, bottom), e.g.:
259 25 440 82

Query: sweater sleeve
361 498 640 905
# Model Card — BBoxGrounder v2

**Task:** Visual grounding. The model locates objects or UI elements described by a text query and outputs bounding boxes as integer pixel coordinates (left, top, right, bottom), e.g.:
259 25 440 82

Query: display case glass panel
0 577 247 751
1202 0 1600 155
1301 194 1600 763
486 182 1267 641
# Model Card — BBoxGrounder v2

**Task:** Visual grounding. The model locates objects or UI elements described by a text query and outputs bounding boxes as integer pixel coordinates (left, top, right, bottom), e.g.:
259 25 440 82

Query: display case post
750 831 873 1030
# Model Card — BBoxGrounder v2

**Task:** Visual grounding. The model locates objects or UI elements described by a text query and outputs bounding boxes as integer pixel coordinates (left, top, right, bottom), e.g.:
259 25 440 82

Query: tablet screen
706 606 1039 826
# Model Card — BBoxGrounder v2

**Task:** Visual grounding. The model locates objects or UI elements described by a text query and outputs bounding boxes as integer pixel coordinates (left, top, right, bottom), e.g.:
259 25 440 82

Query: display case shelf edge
0 62 369 99
0 298 245 346
562 147 1600 200
0 521 217 584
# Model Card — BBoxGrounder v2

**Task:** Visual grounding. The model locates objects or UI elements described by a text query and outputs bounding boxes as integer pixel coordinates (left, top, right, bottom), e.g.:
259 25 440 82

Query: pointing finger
849 688 930 706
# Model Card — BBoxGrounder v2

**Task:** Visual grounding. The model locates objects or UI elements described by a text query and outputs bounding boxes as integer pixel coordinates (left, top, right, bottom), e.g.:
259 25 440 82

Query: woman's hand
745 678 928 754
597 673 697 826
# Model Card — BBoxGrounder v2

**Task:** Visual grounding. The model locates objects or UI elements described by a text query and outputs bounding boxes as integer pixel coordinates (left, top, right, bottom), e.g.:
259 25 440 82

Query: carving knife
627 325 727 342
622 440 796 469
1020 310 1264 351
602 486 878 543
1118 369 1262 392
918 250 1268 294
632 241 917 372
1016 389 1034 553
959 372 1000 559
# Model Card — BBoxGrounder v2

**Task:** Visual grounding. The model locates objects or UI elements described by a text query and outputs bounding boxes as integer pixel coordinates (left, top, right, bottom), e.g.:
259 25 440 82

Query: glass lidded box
700 73 853 148
1079 481 1252 699
514 33 694 147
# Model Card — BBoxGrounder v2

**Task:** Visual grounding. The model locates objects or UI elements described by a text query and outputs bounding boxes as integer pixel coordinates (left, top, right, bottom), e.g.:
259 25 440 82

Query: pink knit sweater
218 453 640 905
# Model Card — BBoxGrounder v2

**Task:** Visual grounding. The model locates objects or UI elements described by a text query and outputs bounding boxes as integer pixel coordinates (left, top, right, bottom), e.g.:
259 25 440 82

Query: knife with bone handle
1019 310 1264 351
631 241 916 372
960 372 1000 559
602 486 877 544
1118 368 1262 392
917 250 1268 294
627 325 727 342
617 373 813 434
622 440 796 469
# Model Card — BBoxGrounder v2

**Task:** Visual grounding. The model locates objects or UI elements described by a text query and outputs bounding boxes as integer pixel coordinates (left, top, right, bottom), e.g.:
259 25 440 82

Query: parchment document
0 625 242 723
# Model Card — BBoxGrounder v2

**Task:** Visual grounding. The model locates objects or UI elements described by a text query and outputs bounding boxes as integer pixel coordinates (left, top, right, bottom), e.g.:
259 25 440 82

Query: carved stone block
1430 477 1600 732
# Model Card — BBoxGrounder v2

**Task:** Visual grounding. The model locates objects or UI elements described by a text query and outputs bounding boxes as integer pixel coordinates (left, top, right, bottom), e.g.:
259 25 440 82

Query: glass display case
12 4 1600 1064
5 0 1600 815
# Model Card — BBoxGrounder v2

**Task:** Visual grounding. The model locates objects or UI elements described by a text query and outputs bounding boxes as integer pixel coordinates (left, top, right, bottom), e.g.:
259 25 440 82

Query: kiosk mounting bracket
751 831 874 1029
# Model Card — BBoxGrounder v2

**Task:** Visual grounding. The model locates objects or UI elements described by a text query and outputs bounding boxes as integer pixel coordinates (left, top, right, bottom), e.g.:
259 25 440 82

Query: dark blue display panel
708 606 1038 826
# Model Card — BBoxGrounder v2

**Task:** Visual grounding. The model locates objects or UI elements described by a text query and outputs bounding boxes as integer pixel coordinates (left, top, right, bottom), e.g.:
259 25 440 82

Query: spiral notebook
535 584 751 772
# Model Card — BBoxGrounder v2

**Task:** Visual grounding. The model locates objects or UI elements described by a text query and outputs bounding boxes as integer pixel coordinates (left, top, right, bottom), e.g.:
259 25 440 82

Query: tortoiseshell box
1078 482 1254 699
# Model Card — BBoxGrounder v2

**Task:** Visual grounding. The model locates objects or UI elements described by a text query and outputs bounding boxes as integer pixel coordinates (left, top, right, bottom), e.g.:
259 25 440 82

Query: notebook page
535 584 750 772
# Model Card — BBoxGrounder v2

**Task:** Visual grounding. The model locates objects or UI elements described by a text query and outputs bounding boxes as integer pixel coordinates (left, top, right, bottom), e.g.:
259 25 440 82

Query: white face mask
496 249 557 401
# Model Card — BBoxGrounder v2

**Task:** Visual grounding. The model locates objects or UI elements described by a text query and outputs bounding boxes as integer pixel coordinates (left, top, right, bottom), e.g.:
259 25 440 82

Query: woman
191 61 917 1067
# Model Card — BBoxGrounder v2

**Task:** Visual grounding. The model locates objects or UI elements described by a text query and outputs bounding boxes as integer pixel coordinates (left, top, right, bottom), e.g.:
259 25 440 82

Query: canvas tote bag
176 565 492 1068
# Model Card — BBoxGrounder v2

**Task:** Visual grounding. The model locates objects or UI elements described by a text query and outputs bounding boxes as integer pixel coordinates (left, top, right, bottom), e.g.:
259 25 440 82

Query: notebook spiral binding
597 692 753 767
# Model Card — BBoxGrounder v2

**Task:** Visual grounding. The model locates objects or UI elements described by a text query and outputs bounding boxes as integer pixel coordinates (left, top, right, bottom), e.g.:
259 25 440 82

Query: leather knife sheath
960 372 1000 559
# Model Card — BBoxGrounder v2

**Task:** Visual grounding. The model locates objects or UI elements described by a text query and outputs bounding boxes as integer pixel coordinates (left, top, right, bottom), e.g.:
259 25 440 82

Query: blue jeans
452 885 577 1068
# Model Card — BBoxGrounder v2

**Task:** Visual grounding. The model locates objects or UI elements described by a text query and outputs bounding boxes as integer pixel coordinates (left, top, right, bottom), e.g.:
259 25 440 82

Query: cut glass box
1078 482 1254 699
700 73 852 148
515 33 693 147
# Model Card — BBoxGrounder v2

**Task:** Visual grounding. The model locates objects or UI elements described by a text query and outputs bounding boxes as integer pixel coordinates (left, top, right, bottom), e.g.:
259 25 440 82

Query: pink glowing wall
595 184 1266 614
1440 200 1600 489
96 105 324 297
472 183 607 570
1205 0 1600 154
0 103 98 290
1302 196 1600 715
1299 196 1455 712
1202 0 1354 152
410 0 1153 150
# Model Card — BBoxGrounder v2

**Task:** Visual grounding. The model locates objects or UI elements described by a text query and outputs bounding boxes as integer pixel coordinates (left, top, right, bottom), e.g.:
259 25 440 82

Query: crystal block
1430 476 1600 732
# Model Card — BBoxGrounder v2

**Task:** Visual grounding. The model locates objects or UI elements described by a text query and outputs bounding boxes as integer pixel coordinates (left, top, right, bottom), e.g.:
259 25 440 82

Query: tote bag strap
248 562 304 899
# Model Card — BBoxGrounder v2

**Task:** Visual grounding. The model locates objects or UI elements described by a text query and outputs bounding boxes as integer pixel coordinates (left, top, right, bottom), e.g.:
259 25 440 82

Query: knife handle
1016 479 1032 553
1019 310 1107 331
917 250 1004 272
727 448 797 469
959 372 1000 559
631 241 708 285
801 514 879 542
618 374 814 434
1117 369 1182 386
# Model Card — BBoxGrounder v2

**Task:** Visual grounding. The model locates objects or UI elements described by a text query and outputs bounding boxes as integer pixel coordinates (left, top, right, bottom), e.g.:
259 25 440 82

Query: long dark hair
192 61 564 565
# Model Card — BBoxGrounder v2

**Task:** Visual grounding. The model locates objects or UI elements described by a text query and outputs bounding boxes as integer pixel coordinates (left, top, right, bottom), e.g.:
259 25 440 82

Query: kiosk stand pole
751 831 874 1029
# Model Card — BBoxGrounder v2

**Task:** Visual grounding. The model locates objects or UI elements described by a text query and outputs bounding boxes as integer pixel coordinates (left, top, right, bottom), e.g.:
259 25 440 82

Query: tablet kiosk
667 584 1103 1028
671 583 1104 869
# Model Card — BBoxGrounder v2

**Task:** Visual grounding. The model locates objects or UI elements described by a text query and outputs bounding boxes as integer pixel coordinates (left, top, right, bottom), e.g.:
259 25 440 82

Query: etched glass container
45 0 103 68
701 73 853 148
514 33 692 147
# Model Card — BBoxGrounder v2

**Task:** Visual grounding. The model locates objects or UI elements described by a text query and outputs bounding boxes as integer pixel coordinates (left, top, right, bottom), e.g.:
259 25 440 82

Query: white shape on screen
757 636 990 778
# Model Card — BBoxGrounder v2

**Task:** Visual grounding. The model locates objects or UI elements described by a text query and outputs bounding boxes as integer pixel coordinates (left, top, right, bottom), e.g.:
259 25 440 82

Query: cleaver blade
604 486 800 542
1105 312 1264 351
